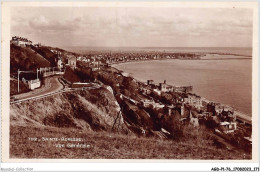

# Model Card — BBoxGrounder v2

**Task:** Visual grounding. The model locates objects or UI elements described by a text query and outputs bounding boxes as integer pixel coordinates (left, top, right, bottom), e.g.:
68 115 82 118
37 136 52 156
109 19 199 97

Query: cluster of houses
11 36 41 48
11 36 32 47
136 79 240 135
104 52 202 64
56 54 77 70
117 76 239 138
75 55 110 71
48 50 77 70
66 51 203 70
140 99 166 109
142 80 193 96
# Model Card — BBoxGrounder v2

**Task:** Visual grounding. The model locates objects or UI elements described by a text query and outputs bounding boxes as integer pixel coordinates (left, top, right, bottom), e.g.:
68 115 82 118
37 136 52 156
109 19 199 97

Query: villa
11 36 32 47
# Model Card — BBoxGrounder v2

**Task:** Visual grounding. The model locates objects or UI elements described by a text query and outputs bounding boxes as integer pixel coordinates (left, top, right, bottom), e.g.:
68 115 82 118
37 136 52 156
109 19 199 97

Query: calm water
66 47 252 115
114 58 252 115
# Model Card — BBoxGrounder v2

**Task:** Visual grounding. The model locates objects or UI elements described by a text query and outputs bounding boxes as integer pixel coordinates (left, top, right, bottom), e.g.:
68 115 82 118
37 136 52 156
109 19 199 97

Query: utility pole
17 69 39 93
37 68 39 80
17 69 20 93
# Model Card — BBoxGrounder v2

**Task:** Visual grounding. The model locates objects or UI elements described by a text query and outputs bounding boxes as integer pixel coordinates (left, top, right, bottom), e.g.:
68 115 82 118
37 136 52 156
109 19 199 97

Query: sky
11 7 253 48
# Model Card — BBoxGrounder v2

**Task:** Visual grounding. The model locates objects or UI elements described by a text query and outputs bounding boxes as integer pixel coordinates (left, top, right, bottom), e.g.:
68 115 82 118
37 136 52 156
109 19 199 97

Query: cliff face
10 86 129 134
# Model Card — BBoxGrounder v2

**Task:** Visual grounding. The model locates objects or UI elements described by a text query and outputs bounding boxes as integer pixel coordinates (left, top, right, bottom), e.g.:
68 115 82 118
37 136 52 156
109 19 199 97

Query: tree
76 67 93 81
122 76 137 93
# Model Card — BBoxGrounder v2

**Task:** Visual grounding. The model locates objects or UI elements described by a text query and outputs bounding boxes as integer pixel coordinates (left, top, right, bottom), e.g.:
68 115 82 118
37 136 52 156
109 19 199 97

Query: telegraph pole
17 69 20 93
17 69 38 93
37 68 39 80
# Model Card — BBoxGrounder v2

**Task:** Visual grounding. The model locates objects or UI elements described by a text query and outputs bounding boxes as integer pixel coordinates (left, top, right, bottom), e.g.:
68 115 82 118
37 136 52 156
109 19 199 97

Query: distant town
10 36 252 159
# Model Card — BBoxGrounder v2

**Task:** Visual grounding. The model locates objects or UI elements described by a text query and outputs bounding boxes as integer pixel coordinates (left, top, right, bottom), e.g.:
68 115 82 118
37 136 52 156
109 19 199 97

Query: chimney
164 80 166 84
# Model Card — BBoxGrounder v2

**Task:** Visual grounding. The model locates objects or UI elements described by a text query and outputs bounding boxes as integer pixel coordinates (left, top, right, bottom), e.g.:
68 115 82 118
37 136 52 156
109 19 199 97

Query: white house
66 55 77 69
184 93 203 110
141 99 155 108
57 57 63 69
189 111 199 127
27 79 41 90
219 121 237 134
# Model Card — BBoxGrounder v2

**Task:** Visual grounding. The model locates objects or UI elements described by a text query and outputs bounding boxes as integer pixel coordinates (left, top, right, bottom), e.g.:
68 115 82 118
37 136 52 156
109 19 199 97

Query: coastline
111 59 252 125
111 54 252 67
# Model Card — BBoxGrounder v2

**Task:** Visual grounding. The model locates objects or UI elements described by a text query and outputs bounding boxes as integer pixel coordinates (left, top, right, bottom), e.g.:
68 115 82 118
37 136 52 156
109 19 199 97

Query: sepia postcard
1 1 259 165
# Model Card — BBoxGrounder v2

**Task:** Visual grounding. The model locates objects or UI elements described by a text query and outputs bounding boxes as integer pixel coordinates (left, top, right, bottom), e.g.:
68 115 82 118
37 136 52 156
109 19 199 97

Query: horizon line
60 46 252 48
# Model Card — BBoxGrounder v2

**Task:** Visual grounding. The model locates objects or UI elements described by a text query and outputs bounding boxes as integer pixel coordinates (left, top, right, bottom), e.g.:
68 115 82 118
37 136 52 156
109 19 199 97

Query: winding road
13 76 64 100
11 76 101 104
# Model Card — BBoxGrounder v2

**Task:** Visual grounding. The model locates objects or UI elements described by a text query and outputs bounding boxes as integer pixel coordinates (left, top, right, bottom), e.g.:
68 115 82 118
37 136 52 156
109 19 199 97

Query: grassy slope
10 124 250 159
31 46 57 66
63 67 81 83
10 44 50 73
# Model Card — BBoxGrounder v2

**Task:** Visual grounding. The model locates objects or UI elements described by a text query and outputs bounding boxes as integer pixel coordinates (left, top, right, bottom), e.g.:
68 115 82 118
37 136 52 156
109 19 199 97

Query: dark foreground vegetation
10 125 251 159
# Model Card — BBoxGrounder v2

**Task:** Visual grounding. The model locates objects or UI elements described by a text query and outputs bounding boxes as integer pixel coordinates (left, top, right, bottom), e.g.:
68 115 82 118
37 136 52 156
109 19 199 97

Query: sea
65 47 252 116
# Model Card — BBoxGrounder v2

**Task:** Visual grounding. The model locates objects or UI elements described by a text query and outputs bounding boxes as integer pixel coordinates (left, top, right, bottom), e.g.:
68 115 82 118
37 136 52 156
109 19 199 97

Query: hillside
31 46 57 66
10 86 251 159
10 86 129 133
9 43 251 159
10 124 249 159
10 44 51 73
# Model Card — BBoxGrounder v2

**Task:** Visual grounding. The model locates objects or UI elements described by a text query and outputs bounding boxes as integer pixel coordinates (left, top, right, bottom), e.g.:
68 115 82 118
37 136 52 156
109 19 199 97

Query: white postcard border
1 1 259 164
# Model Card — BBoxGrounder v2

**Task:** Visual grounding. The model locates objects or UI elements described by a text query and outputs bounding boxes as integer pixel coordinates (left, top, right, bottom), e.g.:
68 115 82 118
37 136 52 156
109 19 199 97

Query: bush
205 119 218 129
76 67 94 82
122 76 138 94
160 114 183 140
